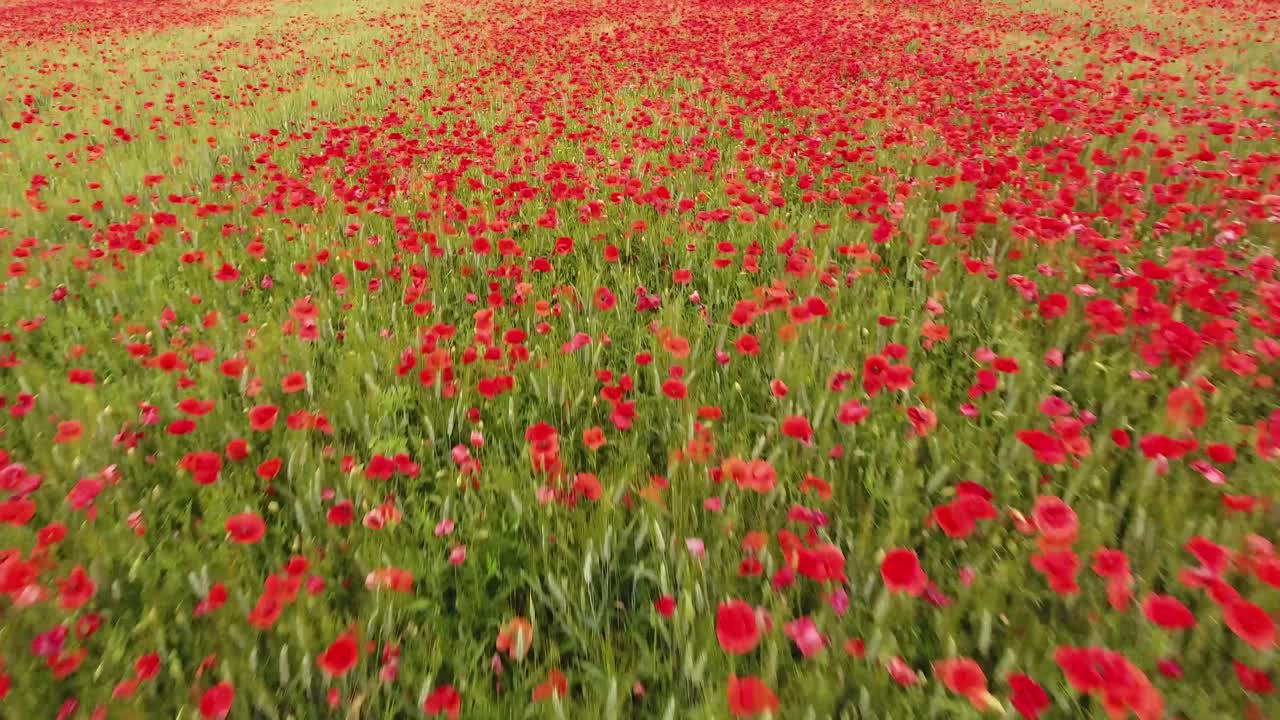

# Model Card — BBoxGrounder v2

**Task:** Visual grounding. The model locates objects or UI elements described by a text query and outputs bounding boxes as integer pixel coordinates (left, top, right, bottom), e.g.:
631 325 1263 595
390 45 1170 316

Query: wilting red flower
225 513 266 545
726 674 778 717
1142 594 1196 630
199 682 234 720
881 548 927 596
317 629 359 677
423 685 461 719
716 600 761 654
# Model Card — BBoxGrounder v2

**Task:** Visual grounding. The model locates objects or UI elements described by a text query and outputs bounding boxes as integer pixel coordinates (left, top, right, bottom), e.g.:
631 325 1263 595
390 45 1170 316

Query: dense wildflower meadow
1 0 1279 716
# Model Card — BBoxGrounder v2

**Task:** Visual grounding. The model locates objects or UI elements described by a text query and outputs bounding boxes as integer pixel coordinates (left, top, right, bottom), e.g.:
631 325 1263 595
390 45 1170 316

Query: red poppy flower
57 565 96 610
716 600 761 654
496 617 534 661
178 398 215 416
1091 548 1131 582
727 674 778 717
729 458 777 493
784 616 825 658
223 438 248 461
225 513 266 545
1166 386 1205 429
213 263 240 282
423 685 461 719
1032 495 1078 547
1225 599 1276 649
317 629 359 677
1017 430 1066 465
582 426 606 450
887 657 918 686
881 548 927 596
654 595 676 617
1234 661 1274 695
366 567 413 593
572 473 602 501
256 458 282 480
780 415 813 443
1007 673 1049 719
248 404 279 431
135 653 161 680
195 582 228 617
281 372 307 393
54 420 83 444
68 368 96 385
1031 550 1081 595
0 499 36 526
906 405 937 436
1142 594 1196 630
199 682 234 720
661 378 687 400
532 669 567 702
934 657 993 709
248 593 285 630
327 500 354 527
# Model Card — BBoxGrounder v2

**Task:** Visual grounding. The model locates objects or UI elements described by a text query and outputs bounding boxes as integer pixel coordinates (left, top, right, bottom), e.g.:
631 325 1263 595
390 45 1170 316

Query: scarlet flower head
727 674 778 717
224 513 266 545
423 685 461 720
716 600 762 655
1141 594 1196 630
317 628 359 677
199 682 234 720
881 548 928 596
934 657 996 710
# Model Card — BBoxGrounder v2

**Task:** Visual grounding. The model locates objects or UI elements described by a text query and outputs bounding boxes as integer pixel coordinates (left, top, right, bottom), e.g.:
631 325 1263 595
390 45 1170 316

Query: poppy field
1 0 1279 716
